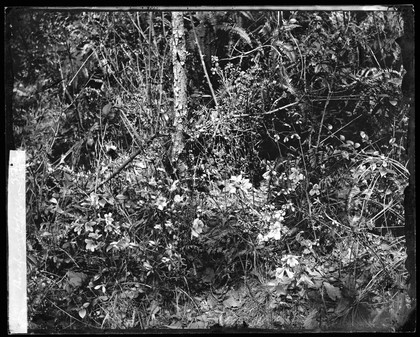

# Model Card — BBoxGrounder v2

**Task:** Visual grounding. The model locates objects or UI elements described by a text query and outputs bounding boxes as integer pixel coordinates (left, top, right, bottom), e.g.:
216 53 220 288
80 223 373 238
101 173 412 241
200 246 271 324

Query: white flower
155 196 167 210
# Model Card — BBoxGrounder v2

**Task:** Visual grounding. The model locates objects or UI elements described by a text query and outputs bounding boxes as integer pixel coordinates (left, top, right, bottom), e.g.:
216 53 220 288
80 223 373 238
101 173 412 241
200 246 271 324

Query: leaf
276 267 294 281
202 267 215 284
149 301 160 315
94 284 105 291
303 309 318 330
89 193 99 206
275 283 288 296
283 49 296 63
85 239 97 252
239 11 254 21
334 297 351 316
49 197 58 204
143 260 152 270
191 218 205 238
174 194 183 203
380 243 391 251
84 221 95 232
191 228 200 238
167 321 183 329
305 267 323 279
116 194 127 201
297 274 315 287
219 25 252 46
232 25 252 46
88 230 102 239
284 255 299 267
189 321 207 329
323 282 342 301
78 308 86 319
378 167 388 177
102 103 112 117
67 271 87 288
341 151 349 160
223 295 240 308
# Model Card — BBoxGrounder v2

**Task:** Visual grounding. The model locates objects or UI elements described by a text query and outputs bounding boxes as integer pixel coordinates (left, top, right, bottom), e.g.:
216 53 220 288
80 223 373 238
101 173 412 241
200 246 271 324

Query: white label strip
8 151 27 334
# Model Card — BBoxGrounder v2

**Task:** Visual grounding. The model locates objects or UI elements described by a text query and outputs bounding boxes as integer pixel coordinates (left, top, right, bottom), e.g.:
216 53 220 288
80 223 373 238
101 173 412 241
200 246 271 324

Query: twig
231 100 300 118
319 114 362 147
117 107 143 147
262 100 300 115
316 91 331 150
88 134 163 194
176 287 200 311
51 138 84 168
67 50 94 89
88 147 142 194
218 44 279 62
46 298 97 329
59 247 81 269
189 13 218 107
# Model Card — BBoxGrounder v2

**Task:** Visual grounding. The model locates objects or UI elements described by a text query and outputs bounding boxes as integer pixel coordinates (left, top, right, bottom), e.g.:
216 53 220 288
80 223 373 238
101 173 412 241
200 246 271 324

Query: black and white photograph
5 5 415 333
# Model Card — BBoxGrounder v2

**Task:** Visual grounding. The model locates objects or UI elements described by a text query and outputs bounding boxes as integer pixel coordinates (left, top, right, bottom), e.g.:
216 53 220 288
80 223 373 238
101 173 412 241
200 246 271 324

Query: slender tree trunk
170 12 187 168
397 6 415 301
147 12 153 109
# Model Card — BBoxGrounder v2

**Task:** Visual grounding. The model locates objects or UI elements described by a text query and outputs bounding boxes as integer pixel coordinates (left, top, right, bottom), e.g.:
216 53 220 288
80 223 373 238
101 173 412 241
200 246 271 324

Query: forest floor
29 274 409 332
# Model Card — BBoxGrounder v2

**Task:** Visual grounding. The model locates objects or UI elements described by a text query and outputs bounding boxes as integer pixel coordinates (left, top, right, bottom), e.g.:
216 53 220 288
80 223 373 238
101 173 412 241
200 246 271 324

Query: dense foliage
8 9 413 331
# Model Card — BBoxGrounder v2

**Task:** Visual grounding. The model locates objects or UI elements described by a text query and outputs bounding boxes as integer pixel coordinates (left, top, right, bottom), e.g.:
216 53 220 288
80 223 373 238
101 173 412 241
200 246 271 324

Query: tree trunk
397 6 415 301
170 12 188 171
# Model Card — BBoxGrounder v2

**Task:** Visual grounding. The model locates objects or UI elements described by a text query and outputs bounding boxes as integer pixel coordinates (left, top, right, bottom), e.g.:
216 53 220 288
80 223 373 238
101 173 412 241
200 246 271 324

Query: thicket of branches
7 9 413 331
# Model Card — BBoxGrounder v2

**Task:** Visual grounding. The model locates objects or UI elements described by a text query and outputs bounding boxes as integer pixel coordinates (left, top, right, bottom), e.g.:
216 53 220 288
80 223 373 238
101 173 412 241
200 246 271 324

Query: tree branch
88 134 163 194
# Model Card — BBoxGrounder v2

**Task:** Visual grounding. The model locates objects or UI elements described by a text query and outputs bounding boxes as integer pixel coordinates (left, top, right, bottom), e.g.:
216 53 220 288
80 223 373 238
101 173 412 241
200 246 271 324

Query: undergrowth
13 10 412 331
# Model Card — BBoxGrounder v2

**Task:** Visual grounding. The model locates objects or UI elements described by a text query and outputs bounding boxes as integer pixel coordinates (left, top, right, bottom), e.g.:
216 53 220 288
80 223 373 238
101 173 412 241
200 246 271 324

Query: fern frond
216 24 252 46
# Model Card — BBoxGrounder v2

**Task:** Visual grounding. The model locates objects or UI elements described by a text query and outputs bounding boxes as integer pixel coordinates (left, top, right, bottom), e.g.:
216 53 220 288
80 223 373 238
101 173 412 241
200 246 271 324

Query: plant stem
189 13 218 108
